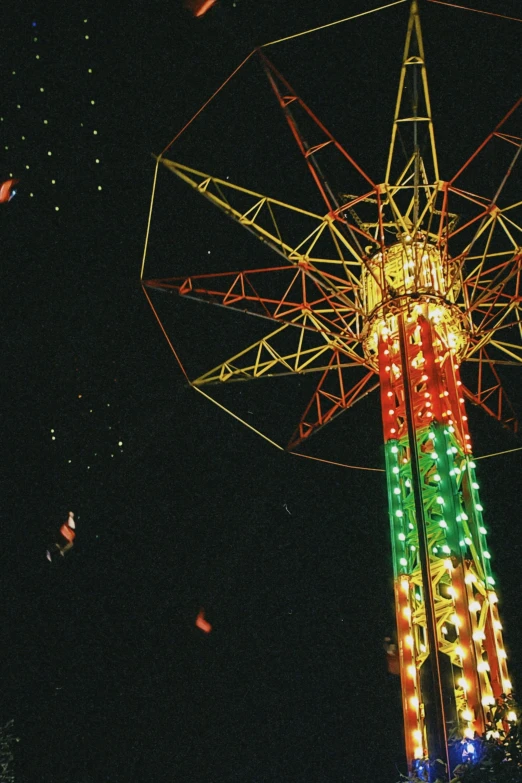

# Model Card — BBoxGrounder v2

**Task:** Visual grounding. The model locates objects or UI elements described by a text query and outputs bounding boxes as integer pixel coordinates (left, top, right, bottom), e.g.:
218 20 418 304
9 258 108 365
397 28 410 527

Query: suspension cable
427 0 522 23
261 0 408 48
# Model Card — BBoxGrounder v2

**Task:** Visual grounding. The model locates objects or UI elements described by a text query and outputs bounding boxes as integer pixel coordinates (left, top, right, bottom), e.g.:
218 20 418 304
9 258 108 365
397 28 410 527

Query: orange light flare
185 0 218 18
196 609 212 633
0 179 19 203
59 523 76 544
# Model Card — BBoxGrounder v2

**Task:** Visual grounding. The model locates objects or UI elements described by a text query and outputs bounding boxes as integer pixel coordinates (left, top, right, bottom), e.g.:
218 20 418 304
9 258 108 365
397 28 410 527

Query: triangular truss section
156 158 369 281
288 357 379 449
145 264 365 339
191 311 368 386
260 51 378 241
384 0 439 233
462 346 519 432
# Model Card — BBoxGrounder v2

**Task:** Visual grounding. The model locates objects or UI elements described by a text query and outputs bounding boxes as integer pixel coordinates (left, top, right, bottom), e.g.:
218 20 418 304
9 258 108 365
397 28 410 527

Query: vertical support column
397 313 451 780
377 297 514 777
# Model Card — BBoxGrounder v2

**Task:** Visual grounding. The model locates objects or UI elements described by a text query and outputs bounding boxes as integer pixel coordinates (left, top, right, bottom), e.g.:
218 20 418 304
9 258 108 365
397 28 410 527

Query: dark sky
2 1 522 781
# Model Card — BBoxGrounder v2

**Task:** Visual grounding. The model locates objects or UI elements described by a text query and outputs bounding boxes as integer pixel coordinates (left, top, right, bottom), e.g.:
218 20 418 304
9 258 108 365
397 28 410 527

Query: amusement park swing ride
141 1 522 778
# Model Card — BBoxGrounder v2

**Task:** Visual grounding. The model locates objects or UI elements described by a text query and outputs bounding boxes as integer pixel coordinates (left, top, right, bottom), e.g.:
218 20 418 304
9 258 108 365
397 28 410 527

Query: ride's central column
363 239 513 778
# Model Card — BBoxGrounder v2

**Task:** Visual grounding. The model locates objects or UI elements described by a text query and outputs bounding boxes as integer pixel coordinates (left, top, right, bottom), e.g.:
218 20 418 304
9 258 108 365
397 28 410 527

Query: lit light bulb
469 601 481 613
462 709 473 722
477 662 490 672
473 630 485 641
503 679 513 691
464 728 474 739
410 696 419 710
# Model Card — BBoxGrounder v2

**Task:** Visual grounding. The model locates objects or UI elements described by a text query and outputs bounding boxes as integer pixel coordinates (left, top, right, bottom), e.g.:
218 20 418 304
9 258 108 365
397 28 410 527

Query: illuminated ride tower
142 2 521 778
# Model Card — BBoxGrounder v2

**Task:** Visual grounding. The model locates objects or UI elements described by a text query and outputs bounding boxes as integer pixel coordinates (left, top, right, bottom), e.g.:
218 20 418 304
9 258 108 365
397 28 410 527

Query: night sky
2 1 522 781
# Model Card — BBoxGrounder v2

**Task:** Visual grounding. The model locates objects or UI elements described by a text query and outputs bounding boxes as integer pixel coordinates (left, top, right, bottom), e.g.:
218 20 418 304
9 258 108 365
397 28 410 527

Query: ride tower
142 1 521 778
